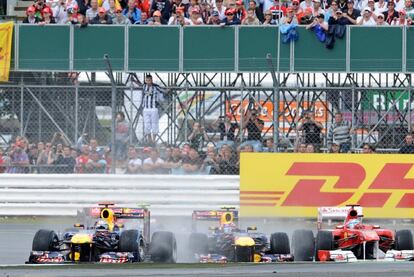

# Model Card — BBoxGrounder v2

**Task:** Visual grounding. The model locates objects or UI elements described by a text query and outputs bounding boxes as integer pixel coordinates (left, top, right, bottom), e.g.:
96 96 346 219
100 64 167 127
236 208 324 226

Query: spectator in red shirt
235 0 247 20
0 148 7 174
136 0 150 14
76 145 91 173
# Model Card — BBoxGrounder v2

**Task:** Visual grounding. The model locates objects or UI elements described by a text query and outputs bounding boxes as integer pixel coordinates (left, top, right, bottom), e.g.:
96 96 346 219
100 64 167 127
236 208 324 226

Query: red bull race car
27 203 177 264
292 205 414 262
189 207 293 263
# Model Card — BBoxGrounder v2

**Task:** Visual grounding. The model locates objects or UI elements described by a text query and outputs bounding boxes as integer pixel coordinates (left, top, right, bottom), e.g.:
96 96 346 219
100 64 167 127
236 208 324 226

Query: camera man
240 108 264 152
297 110 323 151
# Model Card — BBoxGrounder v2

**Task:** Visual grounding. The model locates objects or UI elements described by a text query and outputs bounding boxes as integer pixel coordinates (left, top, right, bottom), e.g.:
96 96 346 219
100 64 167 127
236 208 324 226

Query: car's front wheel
32 229 59 251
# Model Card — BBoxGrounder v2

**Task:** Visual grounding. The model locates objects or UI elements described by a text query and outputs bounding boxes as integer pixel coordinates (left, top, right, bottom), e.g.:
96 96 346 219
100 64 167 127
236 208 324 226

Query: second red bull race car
27 203 177 264
292 205 414 262
188 207 293 263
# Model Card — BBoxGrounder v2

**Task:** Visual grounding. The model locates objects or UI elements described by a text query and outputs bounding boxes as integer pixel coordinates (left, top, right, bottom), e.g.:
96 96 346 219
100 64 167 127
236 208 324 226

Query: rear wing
317 206 363 229
192 210 239 221
88 207 150 219
191 209 239 232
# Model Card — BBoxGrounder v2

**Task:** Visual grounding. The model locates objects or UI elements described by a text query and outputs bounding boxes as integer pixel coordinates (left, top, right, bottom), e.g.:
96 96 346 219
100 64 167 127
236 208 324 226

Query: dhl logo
240 154 414 218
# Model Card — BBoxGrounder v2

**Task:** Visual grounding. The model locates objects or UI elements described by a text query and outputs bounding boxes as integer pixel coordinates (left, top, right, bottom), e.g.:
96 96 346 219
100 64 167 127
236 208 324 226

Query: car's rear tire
119 229 145 262
32 229 58 251
270 232 290 254
292 229 314 261
189 233 208 256
395 230 414 250
315 231 334 261
150 231 177 263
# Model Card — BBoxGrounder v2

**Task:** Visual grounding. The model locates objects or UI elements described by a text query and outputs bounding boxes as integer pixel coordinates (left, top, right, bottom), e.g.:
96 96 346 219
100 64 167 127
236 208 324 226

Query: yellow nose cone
234 236 255 246
71 233 92 244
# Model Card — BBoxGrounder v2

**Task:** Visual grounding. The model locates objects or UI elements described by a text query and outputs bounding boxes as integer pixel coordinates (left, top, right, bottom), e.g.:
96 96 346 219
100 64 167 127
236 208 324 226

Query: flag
0 22 13 82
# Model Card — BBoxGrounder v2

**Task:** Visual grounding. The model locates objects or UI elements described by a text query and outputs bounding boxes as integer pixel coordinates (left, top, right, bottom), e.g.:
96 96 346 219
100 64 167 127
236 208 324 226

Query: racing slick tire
270 232 290 254
292 229 314 261
395 230 414 250
315 230 334 261
32 229 59 251
119 229 145 262
150 231 177 263
189 233 209 257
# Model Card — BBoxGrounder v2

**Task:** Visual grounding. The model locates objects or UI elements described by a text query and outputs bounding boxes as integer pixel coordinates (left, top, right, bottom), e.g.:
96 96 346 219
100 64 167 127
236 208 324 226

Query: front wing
384 250 414 261
27 251 136 264
198 253 293 263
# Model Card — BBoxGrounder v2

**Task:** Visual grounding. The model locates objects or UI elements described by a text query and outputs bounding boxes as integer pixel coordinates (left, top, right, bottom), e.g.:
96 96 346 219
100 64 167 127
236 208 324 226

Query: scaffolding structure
0 71 412 151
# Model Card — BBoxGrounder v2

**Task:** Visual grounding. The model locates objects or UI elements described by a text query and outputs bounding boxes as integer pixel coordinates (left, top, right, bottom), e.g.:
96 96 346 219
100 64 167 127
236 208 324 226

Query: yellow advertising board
240 153 414 218
0 22 13 82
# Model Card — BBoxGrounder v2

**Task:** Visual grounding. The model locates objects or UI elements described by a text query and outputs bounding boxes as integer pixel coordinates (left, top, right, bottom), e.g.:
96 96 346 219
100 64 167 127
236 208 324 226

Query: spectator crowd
21 0 414 27
1 109 414 175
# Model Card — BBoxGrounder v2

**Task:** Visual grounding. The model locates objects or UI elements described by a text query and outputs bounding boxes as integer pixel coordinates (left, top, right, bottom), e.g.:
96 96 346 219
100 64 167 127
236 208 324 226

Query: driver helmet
95 220 109 230
221 223 235 233
347 219 360 229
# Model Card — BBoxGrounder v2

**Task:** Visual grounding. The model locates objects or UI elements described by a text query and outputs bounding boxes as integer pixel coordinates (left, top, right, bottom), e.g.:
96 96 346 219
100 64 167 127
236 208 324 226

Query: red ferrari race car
292 205 414 262
27 203 177 264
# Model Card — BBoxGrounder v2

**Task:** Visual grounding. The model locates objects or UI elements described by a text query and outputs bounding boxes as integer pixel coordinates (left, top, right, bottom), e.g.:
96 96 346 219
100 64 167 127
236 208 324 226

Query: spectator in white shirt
300 0 313 11
142 148 165 174
376 11 388 24
86 0 99 21
214 0 226 20
394 0 405 11
357 6 377 25
374 0 388 13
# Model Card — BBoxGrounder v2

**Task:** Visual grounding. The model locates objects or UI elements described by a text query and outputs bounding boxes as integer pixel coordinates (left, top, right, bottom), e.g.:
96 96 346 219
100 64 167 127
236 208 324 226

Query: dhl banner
240 153 414 219
0 22 13 82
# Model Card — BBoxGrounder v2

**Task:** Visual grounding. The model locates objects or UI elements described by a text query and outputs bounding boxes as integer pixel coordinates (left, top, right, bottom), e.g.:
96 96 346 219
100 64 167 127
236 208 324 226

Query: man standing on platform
142 74 165 145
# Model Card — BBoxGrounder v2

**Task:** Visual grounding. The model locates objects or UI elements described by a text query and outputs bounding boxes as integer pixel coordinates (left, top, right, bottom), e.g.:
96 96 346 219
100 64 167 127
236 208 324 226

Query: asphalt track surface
1 217 414 277
2 262 414 277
